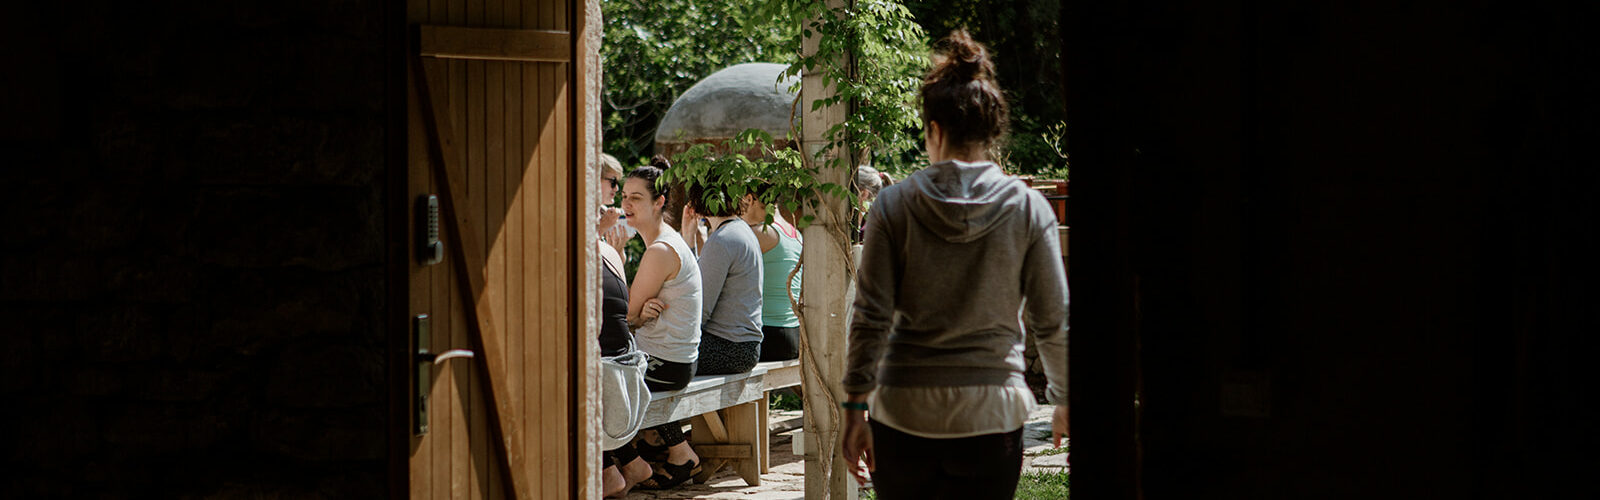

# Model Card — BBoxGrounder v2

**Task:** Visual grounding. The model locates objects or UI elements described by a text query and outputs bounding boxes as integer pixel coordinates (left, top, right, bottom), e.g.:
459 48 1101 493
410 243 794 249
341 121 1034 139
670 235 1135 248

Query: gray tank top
634 230 702 364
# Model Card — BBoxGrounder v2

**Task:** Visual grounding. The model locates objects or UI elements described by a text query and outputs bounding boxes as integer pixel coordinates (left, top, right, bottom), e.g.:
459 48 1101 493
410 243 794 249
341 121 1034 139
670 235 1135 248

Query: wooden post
575 0 602 498
799 1 855 498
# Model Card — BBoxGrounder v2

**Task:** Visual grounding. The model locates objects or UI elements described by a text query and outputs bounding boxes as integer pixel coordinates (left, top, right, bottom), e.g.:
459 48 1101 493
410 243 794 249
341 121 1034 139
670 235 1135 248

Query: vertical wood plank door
405 0 592 498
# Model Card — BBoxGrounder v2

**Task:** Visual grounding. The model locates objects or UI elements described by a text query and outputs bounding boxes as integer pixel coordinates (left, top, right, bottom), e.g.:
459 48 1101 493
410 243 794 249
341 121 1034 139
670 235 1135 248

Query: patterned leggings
696 333 761 375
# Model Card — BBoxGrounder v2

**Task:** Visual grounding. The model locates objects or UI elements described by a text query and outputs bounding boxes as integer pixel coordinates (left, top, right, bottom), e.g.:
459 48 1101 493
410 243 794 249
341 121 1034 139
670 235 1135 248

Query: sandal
634 459 700 490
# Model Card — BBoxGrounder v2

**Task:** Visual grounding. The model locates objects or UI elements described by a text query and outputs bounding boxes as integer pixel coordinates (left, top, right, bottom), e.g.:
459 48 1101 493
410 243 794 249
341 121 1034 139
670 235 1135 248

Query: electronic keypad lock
417 194 444 265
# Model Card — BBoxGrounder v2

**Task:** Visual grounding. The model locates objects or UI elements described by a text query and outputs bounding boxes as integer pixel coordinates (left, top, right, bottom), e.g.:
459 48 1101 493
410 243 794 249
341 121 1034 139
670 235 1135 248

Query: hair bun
937 29 993 81
649 154 671 171
920 29 1009 149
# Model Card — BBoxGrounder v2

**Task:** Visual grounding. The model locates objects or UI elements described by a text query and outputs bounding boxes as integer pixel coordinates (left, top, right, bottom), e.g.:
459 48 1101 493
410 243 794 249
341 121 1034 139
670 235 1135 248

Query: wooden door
404 0 597 498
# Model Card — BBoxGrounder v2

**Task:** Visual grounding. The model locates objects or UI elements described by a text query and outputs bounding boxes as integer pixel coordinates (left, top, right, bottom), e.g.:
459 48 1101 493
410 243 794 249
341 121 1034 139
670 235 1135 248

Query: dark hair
688 181 743 217
625 154 672 205
921 29 1008 149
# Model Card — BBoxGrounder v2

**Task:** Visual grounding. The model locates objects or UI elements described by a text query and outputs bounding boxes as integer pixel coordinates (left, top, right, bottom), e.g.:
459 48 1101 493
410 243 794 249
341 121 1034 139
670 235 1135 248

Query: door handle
420 349 475 364
414 314 475 436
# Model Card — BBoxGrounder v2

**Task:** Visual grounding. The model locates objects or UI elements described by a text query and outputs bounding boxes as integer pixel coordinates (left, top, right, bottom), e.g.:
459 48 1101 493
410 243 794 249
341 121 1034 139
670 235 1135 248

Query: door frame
384 1 600 498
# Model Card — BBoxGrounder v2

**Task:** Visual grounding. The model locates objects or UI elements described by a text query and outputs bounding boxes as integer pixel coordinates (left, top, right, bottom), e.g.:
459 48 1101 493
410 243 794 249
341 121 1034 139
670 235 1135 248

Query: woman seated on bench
680 180 765 376
740 188 801 362
619 156 705 491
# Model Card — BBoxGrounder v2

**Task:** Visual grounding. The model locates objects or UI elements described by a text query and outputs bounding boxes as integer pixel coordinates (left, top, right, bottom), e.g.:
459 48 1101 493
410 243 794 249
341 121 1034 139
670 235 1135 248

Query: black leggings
759 325 800 361
868 419 1024 500
603 440 639 468
639 353 695 449
642 353 694 392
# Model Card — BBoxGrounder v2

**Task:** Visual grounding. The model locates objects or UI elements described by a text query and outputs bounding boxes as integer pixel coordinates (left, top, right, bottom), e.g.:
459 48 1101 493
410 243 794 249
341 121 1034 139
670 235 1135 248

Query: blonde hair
599 153 623 178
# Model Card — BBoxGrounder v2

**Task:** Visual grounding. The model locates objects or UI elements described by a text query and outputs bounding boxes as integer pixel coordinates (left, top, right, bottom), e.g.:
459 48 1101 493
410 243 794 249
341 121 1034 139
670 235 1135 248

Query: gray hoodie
844 160 1068 406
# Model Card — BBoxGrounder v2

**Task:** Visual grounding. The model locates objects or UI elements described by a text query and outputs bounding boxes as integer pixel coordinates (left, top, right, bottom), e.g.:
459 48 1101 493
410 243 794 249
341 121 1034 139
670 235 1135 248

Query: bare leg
636 431 702 489
619 456 653 494
602 465 626 498
665 441 698 467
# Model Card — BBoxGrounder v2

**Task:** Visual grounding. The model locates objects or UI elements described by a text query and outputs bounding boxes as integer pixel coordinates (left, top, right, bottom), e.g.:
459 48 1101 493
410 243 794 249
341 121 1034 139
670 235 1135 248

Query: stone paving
622 405 1066 499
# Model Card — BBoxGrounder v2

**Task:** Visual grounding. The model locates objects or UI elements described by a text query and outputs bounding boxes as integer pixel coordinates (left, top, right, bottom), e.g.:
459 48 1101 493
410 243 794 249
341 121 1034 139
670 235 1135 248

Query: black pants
603 440 640 468
638 353 695 450
642 353 694 392
759 325 800 361
868 419 1024 500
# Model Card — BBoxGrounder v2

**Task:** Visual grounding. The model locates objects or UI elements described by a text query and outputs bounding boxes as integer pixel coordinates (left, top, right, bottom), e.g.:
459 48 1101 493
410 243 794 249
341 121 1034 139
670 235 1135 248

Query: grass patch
856 471 1069 500
1016 471 1070 499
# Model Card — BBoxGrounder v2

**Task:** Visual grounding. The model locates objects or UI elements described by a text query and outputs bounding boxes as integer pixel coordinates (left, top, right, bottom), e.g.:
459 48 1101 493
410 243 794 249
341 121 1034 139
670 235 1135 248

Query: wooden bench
640 358 803 486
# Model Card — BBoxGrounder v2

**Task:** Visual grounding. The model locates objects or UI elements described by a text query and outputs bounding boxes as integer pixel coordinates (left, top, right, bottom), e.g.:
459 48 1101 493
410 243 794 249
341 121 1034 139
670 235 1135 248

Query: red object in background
1028 178 1070 225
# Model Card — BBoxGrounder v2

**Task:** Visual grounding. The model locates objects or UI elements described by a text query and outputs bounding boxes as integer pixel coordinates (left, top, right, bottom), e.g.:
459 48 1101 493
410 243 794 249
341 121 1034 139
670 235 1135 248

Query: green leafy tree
661 129 819 224
784 0 930 178
600 0 799 163
904 0 1068 178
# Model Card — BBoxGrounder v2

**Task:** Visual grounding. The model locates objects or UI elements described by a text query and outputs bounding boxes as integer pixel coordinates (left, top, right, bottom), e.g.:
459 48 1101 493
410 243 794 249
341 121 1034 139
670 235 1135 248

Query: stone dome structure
654 62 799 151
652 62 799 228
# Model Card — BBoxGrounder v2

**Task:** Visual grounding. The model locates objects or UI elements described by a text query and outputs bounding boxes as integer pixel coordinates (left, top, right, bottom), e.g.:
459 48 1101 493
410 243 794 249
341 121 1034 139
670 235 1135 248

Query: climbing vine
784 0 929 176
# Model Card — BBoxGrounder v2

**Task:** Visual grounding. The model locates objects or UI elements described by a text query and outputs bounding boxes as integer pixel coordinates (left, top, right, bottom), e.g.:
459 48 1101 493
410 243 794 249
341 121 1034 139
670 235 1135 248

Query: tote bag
599 344 652 450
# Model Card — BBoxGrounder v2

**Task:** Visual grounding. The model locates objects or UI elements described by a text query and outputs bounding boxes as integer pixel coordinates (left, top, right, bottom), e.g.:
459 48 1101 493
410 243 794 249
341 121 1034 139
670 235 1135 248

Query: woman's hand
599 206 623 233
1052 404 1069 448
601 223 628 256
841 404 874 486
639 298 668 322
679 204 697 233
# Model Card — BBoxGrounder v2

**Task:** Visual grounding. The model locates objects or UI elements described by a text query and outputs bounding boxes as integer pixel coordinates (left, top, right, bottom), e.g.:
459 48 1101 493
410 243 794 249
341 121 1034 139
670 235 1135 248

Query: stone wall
2 1 393 497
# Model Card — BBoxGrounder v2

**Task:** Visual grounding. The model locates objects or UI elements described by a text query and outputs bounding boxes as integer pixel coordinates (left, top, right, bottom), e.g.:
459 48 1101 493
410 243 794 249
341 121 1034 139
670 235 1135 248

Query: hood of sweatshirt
903 160 1031 243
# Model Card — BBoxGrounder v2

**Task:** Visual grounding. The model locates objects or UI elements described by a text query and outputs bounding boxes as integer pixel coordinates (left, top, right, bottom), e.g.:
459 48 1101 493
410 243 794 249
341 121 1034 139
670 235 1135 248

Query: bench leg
759 391 771 474
724 400 763 486
690 413 729 484
687 402 764 487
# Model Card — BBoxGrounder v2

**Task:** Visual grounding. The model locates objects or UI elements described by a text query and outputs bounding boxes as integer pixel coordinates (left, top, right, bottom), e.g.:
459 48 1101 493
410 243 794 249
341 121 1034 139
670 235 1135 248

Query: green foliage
994 114 1069 179
1015 471 1070 499
660 129 830 228
600 0 799 162
770 390 804 411
783 0 930 177
606 0 931 244
860 470 1069 499
904 0 1068 179
622 234 645 283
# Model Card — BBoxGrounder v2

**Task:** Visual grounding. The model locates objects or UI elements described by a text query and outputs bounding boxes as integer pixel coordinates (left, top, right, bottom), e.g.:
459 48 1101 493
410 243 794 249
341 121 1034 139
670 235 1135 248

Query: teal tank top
761 222 803 328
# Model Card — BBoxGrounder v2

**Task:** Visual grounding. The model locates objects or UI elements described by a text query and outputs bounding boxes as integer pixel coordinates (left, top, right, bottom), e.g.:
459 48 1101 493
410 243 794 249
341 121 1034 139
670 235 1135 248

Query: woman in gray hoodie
840 30 1069 499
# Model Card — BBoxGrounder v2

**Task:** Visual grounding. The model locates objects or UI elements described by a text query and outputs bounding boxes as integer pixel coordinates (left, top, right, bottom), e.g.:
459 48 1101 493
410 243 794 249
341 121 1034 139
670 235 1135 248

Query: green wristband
841 401 868 411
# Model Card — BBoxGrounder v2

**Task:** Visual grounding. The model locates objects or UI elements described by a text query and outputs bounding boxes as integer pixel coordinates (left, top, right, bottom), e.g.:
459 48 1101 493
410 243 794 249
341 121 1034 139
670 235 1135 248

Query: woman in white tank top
617 156 704 490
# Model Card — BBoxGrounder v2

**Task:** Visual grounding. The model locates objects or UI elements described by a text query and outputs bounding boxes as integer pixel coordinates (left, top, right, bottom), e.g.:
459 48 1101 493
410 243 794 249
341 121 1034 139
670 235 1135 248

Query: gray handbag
599 342 652 450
